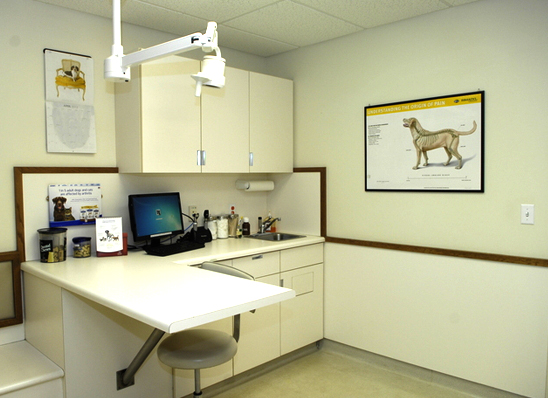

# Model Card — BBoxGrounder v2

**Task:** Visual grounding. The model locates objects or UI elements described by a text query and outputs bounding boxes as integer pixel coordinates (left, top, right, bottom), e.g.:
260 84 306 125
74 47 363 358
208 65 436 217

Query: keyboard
142 240 205 257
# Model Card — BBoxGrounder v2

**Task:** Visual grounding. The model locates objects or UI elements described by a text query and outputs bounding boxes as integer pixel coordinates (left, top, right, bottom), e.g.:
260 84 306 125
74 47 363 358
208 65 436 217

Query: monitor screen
128 192 184 244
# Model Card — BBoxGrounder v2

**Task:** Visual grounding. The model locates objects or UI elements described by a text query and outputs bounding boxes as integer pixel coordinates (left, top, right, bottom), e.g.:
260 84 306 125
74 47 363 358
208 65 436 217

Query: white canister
217 215 229 239
209 218 218 240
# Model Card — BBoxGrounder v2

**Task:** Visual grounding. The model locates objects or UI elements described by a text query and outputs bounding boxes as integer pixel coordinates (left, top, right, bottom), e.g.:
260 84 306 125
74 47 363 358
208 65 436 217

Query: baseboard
321 339 527 398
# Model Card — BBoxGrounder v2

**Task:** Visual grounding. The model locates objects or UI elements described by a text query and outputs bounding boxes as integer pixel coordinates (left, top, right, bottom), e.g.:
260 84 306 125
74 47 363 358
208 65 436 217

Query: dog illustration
52 196 68 221
403 118 477 170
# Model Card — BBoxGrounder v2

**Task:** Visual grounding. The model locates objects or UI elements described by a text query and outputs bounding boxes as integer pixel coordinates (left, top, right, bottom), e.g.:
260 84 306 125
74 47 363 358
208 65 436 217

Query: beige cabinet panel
250 72 294 173
201 66 250 173
280 243 324 272
115 56 201 173
234 274 281 375
280 264 324 355
231 251 279 278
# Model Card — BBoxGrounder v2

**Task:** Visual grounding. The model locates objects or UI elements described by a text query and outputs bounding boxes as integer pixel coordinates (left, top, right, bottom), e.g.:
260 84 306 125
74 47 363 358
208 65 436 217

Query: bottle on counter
242 217 250 236
236 217 243 239
267 210 276 232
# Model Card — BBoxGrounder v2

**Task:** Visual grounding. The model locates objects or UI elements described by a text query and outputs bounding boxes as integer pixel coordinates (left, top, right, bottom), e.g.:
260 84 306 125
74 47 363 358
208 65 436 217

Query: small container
217 215 229 239
242 217 251 236
38 228 67 263
228 214 239 237
73 237 91 258
208 216 218 240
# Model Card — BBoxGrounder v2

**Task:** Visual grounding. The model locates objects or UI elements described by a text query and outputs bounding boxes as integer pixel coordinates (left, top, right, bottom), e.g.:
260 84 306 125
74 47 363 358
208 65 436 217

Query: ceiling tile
217 25 298 57
140 0 280 23
122 1 209 37
293 0 448 28
224 0 363 47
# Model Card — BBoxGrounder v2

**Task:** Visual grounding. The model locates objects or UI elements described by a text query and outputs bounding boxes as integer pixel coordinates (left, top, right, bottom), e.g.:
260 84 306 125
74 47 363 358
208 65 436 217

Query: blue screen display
129 193 183 240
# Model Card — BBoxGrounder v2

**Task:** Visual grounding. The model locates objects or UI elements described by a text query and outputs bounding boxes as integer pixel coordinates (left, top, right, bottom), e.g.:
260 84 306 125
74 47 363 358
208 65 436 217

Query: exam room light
104 0 225 96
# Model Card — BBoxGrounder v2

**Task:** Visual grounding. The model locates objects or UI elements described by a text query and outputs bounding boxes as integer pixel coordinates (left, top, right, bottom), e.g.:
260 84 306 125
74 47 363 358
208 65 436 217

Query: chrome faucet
260 217 280 233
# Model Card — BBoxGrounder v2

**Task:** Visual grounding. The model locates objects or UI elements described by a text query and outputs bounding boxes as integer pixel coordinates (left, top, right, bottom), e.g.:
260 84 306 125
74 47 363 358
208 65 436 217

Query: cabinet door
249 72 293 173
201 66 250 173
140 56 201 172
280 264 324 355
234 274 281 374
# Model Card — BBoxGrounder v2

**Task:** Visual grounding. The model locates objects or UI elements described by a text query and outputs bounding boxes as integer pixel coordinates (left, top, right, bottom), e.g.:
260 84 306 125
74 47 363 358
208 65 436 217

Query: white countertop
22 235 324 333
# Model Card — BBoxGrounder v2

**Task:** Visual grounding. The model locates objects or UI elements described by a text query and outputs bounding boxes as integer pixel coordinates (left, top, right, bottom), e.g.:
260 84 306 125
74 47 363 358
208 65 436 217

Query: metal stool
157 262 254 397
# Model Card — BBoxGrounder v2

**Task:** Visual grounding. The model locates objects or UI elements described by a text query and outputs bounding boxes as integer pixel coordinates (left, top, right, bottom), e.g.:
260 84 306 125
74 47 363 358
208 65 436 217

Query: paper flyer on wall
44 48 97 153
49 184 102 227
96 217 123 253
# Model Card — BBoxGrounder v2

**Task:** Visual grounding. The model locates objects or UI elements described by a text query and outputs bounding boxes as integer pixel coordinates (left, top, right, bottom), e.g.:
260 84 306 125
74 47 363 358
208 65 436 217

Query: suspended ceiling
35 0 480 57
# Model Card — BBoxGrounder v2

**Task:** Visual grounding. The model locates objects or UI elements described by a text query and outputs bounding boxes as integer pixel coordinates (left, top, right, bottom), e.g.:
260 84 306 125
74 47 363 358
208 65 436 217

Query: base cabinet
234 244 323 373
280 263 324 355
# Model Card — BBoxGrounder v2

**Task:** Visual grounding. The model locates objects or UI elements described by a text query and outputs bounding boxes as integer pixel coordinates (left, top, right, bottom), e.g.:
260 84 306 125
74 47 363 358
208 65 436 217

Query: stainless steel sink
246 232 305 241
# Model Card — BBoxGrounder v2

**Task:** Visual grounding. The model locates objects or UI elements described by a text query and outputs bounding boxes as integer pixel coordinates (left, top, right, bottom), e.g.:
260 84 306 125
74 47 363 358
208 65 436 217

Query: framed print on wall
365 91 484 192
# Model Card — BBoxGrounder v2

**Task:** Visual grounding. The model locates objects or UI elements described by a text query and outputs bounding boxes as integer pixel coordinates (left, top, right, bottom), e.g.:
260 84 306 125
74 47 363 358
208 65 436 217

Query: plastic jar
73 237 91 258
217 215 229 239
38 228 67 263
208 217 218 240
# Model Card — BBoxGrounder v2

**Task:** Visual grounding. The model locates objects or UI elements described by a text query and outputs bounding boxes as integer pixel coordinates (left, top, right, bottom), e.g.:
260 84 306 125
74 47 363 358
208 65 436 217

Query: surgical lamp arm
105 21 220 82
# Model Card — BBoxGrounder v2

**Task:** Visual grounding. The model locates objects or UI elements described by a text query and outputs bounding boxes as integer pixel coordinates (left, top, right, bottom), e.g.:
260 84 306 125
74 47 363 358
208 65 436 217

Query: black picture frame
365 91 484 192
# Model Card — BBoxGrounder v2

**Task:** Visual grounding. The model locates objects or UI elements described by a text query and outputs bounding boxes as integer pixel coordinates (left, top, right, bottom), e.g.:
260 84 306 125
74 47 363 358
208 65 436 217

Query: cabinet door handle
280 279 284 287
197 150 201 166
202 150 206 166
249 152 254 166
252 255 263 260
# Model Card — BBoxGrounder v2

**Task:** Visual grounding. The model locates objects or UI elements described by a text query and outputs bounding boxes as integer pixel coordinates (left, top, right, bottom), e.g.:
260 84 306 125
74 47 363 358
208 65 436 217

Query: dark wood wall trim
6 166 118 329
325 237 548 268
0 251 22 327
14 167 119 263
293 166 548 268
293 167 326 237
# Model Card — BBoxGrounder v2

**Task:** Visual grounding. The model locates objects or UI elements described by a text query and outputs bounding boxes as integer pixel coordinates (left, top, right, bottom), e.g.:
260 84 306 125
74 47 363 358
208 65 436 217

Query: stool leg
193 369 202 397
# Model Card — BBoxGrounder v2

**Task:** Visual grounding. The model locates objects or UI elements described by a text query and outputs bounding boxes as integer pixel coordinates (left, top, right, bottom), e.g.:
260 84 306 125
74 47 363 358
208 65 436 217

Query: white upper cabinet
115 56 201 173
250 72 294 173
115 56 293 173
201 66 250 173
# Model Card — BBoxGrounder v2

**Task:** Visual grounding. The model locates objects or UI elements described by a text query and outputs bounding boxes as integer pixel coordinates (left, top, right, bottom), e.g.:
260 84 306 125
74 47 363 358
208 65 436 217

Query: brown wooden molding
325 236 548 268
14 167 118 262
8 166 118 329
0 251 23 327
293 167 326 237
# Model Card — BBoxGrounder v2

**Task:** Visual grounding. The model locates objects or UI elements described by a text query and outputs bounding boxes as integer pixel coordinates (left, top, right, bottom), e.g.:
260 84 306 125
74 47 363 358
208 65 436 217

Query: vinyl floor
212 348 477 398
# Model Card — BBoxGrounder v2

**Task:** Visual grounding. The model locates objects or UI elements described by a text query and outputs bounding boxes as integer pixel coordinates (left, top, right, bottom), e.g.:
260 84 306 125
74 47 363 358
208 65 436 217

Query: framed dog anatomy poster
365 91 484 192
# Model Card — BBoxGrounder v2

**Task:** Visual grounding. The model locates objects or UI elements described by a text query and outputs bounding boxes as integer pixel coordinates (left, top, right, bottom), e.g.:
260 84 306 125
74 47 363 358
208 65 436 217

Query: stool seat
158 329 238 370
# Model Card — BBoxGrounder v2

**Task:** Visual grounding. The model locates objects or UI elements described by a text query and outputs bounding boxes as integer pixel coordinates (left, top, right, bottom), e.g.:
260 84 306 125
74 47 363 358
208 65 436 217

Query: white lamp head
192 55 226 96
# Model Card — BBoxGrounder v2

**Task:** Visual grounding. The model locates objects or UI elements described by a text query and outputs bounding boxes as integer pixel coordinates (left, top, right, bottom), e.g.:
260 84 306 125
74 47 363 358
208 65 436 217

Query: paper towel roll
235 180 275 191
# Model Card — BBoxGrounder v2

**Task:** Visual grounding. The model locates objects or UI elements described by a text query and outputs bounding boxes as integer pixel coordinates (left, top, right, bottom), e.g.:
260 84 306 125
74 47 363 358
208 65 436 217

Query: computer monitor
128 192 185 246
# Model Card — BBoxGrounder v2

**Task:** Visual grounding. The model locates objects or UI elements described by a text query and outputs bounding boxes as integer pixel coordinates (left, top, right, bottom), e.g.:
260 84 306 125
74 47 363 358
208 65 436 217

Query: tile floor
212 349 476 398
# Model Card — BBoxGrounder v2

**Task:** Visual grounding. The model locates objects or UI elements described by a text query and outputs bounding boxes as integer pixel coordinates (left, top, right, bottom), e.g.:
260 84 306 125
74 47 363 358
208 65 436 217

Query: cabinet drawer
280 244 323 272
232 251 279 278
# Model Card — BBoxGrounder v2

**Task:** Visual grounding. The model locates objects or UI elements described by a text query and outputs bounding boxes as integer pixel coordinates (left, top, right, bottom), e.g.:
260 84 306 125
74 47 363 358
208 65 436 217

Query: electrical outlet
188 205 197 217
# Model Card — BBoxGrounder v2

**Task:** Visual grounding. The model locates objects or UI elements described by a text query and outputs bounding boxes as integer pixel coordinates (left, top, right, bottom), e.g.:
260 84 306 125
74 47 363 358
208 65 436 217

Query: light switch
521 204 534 225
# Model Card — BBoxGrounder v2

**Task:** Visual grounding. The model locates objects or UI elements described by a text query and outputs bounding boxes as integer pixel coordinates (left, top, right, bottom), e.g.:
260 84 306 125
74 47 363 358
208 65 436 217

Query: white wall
266 0 548 396
268 0 548 259
0 0 269 343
